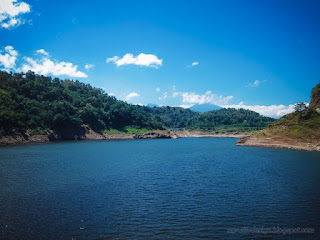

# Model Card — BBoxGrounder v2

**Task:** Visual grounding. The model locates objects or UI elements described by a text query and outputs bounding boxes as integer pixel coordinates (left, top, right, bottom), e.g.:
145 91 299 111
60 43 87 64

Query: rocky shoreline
236 136 320 152
3 129 320 152
0 127 180 146
0 129 248 146
176 130 249 138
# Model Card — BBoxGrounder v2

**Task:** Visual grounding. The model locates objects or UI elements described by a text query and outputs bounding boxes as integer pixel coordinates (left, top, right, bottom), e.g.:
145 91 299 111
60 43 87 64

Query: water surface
0 138 319 239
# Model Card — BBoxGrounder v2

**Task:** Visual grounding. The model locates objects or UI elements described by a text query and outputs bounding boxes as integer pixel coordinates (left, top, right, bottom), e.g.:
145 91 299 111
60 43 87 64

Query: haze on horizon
0 0 319 118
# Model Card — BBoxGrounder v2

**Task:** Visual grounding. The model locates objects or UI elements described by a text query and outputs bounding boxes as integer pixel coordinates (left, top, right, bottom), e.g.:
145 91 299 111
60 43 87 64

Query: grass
253 108 320 140
103 126 153 135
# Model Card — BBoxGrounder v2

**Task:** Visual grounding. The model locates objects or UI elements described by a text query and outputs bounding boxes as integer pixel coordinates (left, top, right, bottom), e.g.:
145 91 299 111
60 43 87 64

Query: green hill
253 83 320 141
0 70 276 140
0 71 163 138
185 108 275 133
141 105 199 129
253 108 320 140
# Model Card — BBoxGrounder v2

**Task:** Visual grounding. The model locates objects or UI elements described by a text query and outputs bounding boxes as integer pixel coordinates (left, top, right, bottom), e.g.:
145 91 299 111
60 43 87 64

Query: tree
294 102 307 112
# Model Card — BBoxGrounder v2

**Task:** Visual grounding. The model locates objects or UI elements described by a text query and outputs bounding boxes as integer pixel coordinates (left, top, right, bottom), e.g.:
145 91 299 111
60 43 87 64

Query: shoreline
3 131 320 152
176 130 249 138
236 136 320 152
0 132 178 147
0 130 249 146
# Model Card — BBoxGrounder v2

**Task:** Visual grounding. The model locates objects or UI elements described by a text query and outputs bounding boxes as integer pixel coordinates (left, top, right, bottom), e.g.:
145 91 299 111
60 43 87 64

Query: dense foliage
0 71 276 136
185 108 275 132
141 106 199 129
0 71 163 135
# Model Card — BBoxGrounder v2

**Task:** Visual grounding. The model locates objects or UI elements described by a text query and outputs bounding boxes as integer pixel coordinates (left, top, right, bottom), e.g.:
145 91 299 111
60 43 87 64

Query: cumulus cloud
179 91 233 105
107 53 162 68
108 93 115 96
126 92 140 101
0 0 31 29
20 50 87 78
0 45 18 70
221 103 296 118
85 64 94 70
156 87 160 92
36 49 49 56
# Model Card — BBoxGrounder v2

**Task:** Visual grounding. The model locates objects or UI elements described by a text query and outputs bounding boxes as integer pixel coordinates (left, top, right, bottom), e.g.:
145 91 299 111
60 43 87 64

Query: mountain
189 103 222 113
147 103 159 108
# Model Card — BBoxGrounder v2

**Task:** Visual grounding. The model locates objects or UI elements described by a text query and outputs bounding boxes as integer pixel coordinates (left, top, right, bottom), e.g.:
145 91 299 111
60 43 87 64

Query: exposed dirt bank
176 130 249 138
236 136 320 152
0 128 179 146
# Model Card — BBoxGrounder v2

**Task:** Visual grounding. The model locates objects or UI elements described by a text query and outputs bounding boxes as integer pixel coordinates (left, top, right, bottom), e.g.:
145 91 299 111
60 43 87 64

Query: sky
0 0 319 118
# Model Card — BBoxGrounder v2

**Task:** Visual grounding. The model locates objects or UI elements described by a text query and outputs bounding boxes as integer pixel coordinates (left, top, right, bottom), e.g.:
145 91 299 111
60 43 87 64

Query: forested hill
0 71 163 136
0 71 275 137
185 108 275 132
141 106 199 129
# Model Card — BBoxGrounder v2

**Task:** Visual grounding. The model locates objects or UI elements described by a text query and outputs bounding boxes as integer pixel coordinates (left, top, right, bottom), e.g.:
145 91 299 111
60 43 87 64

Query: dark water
0 138 320 240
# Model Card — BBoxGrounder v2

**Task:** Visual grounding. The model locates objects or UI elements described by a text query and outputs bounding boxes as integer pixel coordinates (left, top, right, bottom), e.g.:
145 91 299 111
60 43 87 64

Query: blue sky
0 0 319 117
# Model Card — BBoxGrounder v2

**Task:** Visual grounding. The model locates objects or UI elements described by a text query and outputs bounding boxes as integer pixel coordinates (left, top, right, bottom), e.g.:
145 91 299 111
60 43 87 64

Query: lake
0 138 319 239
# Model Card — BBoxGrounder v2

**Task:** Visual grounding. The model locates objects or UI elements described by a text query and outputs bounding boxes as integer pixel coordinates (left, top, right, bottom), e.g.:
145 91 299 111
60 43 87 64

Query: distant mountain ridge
189 103 222 113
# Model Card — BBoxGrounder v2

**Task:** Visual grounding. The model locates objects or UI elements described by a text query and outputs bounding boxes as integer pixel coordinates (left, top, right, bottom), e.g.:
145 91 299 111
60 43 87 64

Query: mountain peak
190 103 222 113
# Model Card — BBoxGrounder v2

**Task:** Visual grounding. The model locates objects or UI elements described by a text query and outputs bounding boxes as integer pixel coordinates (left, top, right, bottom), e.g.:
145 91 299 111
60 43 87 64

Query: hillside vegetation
253 83 320 141
0 71 163 136
141 106 199 129
253 108 320 140
0 70 276 138
185 108 275 133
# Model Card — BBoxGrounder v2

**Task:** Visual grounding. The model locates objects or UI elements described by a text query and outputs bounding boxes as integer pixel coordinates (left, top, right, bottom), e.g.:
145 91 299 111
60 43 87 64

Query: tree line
0 70 275 136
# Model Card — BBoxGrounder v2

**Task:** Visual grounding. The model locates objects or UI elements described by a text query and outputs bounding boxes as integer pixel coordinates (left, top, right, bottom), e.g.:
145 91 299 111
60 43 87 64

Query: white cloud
180 104 194 109
20 51 87 78
106 56 119 63
0 0 31 29
126 92 140 101
36 49 49 56
163 92 168 99
248 80 260 87
248 80 267 87
172 92 179 98
108 93 115 96
156 87 160 92
191 62 199 66
107 53 162 68
85 64 94 70
221 103 296 118
180 91 233 105
0 45 18 70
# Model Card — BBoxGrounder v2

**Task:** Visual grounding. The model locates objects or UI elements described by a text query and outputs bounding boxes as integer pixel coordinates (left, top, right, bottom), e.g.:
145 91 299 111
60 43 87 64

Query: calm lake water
0 138 320 239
